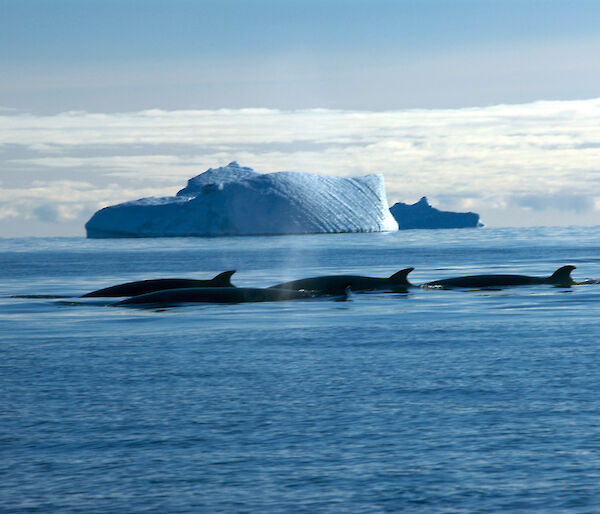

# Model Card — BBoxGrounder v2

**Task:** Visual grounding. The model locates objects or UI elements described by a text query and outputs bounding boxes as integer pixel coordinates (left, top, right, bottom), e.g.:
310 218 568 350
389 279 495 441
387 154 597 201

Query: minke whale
81 270 236 297
268 268 414 294
422 265 576 289
113 287 335 306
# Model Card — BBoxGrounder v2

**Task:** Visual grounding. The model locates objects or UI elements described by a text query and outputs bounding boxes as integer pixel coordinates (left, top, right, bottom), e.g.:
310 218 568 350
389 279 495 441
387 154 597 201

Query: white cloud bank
1 98 599 236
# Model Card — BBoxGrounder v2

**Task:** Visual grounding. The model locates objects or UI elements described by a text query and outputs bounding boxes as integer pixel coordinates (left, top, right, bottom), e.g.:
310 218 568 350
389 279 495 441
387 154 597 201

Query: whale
113 286 334 306
81 270 236 297
268 268 415 294
422 265 576 289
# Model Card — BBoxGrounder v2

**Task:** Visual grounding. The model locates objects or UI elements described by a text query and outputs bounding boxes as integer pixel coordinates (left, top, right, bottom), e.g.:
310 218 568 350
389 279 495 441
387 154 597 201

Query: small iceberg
389 197 481 229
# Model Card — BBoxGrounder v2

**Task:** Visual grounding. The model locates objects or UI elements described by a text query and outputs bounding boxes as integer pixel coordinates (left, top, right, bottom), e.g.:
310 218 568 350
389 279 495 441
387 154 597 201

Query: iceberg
85 162 399 238
389 196 481 229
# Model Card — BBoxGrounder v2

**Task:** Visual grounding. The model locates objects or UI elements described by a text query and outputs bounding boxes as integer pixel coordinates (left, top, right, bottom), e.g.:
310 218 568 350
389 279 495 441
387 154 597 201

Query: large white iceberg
85 162 399 238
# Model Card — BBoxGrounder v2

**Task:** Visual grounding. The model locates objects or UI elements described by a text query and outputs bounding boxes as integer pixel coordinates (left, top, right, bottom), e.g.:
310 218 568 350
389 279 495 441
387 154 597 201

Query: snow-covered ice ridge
85 162 399 238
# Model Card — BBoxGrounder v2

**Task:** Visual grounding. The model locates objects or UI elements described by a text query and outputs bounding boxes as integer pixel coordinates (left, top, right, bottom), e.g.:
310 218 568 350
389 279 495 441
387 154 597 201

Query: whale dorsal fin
547 265 576 285
388 267 414 285
211 270 236 287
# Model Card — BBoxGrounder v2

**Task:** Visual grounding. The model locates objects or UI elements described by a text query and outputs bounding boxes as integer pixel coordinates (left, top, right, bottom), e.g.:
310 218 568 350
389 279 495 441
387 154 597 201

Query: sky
1 0 599 236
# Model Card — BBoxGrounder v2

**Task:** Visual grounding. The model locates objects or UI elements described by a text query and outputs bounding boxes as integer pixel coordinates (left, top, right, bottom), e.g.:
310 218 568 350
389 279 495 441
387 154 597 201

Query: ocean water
2 226 600 512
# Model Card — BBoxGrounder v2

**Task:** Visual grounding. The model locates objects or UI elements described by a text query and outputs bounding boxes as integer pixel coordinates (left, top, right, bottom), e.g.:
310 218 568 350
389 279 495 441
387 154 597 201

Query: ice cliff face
389 197 481 229
85 162 399 238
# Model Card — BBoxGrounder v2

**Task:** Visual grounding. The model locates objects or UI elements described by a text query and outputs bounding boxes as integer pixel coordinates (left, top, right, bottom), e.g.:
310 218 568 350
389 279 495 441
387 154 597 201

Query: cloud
33 203 85 223
0 204 18 220
1 98 600 235
32 204 63 223
0 180 173 232
510 194 596 213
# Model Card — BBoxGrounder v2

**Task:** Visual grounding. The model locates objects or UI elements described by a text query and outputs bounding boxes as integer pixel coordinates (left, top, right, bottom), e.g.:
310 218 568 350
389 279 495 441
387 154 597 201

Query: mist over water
2 227 600 511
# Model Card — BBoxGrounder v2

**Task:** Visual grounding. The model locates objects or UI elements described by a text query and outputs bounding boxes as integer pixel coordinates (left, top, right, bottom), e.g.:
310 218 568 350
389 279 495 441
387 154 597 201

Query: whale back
114 287 316 305
424 265 576 289
81 270 236 297
269 268 414 293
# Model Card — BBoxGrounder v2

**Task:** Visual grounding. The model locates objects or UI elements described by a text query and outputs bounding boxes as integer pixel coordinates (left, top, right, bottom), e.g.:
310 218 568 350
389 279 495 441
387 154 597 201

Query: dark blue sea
2 227 600 512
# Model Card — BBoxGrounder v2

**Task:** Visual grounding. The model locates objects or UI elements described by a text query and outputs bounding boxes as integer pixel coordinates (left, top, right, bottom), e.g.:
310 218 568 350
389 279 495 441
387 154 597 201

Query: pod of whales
54 264 580 307
268 268 415 294
81 270 236 297
422 265 576 289
114 287 330 306
109 269 414 306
